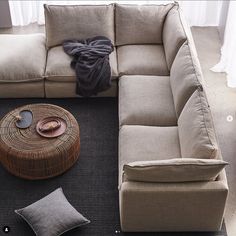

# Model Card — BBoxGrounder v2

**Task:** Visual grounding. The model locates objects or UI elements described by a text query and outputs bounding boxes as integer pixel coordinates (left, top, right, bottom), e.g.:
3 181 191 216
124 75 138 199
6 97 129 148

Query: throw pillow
15 188 90 236
178 89 219 159
123 158 227 183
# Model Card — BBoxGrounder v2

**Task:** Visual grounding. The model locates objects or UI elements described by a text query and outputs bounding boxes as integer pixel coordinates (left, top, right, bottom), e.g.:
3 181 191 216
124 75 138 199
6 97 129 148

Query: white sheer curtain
9 0 223 27
211 2 236 88
9 0 170 26
179 1 223 26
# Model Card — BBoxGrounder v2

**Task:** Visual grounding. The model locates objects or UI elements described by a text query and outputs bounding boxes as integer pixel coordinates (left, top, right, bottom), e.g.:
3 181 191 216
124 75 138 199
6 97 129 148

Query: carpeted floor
0 98 227 236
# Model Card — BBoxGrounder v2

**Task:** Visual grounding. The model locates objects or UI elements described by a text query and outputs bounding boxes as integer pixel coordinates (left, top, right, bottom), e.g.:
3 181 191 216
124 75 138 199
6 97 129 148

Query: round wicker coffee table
0 104 80 180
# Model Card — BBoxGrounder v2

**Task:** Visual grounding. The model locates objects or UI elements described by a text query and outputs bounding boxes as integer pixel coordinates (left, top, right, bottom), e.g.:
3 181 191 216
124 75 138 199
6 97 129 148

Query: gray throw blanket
63 36 114 97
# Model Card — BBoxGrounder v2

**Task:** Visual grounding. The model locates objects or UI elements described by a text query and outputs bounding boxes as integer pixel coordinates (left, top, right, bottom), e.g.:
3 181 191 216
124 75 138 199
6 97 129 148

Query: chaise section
118 3 228 232
0 34 46 98
117 45 169 76
119 125 181 184
119 75 177 126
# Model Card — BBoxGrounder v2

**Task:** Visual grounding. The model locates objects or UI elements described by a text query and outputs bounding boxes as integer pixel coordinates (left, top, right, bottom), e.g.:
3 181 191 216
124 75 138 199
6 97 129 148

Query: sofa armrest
119 173 228 232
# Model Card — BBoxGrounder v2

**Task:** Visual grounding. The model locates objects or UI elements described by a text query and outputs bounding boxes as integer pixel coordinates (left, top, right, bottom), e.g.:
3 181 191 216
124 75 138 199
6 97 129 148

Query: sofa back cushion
123 158 227 183
163 6 187 70
116 3 174 46
178 89 219 159
170 42 203 117
44 4 115 48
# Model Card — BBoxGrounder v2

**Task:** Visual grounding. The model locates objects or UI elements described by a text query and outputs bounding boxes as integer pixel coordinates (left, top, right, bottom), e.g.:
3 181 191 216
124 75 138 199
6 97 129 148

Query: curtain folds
9 0 222 27
211 2 236 88
178 1 222 27
9 1 44 26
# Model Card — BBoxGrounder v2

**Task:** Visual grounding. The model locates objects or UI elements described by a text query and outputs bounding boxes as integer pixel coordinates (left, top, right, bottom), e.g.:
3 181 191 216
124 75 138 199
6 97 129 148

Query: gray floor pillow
15 188 90 236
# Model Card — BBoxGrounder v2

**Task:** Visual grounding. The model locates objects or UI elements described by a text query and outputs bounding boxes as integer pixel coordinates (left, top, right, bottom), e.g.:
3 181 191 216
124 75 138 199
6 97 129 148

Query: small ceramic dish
36 117 67 138
15 110 33 129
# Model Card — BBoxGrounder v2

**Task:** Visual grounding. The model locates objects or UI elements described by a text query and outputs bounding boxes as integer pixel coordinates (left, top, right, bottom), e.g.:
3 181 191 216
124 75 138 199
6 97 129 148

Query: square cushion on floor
0 34 46 83
163 6 187 70
119 125 181 184
119 75 177 126
15 188 90 236
178 89 219 159
44 4 115 48
115 3 174 45
170 42 203 117
45 46 118 82
117 45 169 76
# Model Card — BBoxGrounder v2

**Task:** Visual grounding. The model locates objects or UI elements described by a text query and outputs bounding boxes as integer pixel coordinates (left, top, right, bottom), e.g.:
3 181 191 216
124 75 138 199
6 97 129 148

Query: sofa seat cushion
178 89 219 159
0 34 46 83
117 45 169 76
119 75 177 126
119 125 181 184
45 46 118 82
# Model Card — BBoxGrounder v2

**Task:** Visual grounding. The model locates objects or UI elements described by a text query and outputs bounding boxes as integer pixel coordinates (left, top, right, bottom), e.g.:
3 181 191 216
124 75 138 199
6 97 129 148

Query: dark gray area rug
0 98 227 236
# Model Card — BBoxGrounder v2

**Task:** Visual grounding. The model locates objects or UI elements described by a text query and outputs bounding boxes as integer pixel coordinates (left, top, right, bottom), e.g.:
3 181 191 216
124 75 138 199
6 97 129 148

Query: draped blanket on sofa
63 36 114 97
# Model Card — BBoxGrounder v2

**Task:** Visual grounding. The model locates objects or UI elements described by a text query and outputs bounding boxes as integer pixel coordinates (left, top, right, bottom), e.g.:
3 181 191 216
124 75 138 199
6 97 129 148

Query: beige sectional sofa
0 2 228 232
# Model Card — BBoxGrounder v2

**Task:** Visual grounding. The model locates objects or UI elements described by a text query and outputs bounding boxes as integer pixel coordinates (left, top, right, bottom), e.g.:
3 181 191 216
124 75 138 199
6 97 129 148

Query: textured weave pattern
0 98 227 236
0 104 80 179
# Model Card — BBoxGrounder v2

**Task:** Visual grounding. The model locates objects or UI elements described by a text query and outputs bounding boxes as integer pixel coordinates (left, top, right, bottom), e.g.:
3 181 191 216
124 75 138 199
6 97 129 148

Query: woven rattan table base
0 104 80 180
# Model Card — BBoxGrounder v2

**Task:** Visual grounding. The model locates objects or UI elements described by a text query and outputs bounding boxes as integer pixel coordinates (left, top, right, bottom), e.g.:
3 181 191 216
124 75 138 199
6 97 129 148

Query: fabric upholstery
123 158 227 183
119 125 181 184
44 4 115 48
163 6 187 70
15 188 90 236
117 45 169 76
119 75 177 126
45 46 118 81
170 42 203 117
115 3 174 45
45 80 117 98
178 89 219 159
0 81 44 98
120 177 228 232
0 34 46 83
